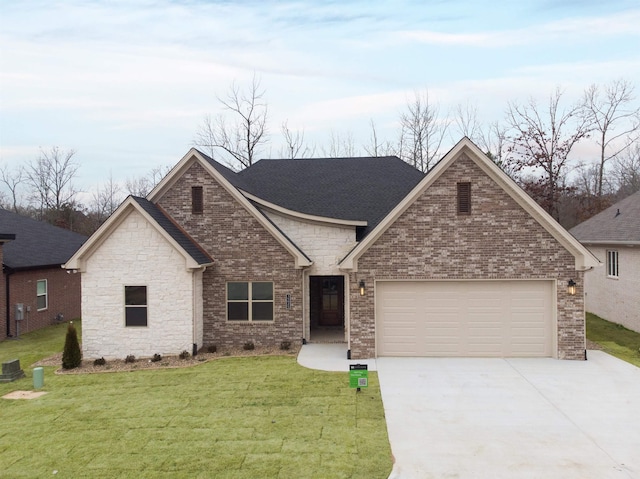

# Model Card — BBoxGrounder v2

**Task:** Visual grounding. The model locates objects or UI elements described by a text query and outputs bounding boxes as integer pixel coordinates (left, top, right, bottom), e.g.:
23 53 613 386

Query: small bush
280 341 291 351
179 350 190 360
207 344 217 353
151 353 162 362
93 357 106 366
243 341 255 351
125 355 136 364
62 322 82 369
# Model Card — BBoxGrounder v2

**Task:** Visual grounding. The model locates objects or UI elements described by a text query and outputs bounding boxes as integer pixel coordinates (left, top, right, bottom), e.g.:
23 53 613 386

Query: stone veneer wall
584 245 640 333
157 161 303 349
350 152 585 360
81 209 195 359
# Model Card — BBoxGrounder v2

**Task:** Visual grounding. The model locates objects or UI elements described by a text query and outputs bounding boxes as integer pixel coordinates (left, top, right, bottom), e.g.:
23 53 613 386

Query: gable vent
457 182 471 215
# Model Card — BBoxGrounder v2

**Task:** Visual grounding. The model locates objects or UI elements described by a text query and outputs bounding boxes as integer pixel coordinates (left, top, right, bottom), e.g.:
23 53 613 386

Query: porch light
359 280 366 296
567 279 577 296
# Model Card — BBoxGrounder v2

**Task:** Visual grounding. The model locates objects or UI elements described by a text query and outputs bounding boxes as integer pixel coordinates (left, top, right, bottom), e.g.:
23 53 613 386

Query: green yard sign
349 364 368 389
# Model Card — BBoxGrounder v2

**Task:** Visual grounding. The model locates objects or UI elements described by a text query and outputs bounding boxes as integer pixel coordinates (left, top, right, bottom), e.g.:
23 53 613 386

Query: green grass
587 312 640 368
0 323 392 478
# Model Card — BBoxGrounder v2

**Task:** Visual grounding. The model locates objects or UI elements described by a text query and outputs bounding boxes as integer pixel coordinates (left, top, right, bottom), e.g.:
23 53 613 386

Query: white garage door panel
377 281 553 357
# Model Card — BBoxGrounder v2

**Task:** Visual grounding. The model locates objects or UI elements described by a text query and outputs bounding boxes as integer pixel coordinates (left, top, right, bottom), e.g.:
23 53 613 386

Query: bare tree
280 121 315 159
90 172 124 224
125 165 171 197
0 164 24 212
453 101 481 143
581 79 640 197
505 88 591 220
399 90 450 172
363 119 396 157
322 130 358 158
611 144 640 197
25 147 79 218
194 74 269 170
478 121 515 176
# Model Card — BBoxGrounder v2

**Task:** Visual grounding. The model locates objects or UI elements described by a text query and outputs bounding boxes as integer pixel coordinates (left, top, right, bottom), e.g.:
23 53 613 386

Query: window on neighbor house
227 282 274 321
36 279 48 311
125 286 147 326
457 182 471 215
192 186 203 214
606 250 619 278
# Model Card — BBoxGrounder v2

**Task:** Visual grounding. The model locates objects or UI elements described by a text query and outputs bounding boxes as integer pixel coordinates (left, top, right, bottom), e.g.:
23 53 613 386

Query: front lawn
587 312 640 367
0 324 392 478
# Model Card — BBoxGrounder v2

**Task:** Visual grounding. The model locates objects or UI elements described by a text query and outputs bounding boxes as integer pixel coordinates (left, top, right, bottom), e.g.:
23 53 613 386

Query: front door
310 276 344 327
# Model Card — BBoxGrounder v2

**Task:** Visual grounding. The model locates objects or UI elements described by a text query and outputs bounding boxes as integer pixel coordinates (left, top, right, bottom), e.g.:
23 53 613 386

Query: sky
1 0 639 203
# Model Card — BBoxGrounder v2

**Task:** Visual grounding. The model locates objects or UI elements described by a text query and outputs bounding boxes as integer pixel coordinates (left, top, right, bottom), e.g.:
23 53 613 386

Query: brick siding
350 152 585 360
157 161 303 350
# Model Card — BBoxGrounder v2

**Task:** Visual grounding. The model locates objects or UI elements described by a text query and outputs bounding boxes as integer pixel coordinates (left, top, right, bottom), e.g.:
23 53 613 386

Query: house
570 190 640 333
65 138 599 360
1 210 87 340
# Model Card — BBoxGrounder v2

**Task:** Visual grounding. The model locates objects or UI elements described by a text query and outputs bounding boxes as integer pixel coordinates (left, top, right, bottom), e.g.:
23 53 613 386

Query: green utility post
33 367 44 389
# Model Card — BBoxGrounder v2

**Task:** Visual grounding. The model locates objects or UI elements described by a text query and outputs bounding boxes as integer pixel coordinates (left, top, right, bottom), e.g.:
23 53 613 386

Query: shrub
62 322 82 369
243 341 255 351
280 341 291 351
207 344 217 353
93 357 106 366
179 350 190 360
151 353 162 362
125 355 136 364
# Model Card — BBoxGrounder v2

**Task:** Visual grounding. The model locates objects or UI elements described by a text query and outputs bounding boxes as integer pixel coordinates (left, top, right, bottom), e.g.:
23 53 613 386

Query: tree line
1 77 638 235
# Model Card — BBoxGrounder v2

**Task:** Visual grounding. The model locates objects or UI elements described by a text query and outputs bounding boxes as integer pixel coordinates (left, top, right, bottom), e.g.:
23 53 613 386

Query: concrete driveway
378 351 640 479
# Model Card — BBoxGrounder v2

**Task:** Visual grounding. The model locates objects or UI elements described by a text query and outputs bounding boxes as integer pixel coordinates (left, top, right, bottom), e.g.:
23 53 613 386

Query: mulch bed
33 345 301 375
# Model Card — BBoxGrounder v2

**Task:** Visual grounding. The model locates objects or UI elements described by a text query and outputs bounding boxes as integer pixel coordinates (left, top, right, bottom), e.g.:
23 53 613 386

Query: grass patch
587 312 640 367
0 323 392 478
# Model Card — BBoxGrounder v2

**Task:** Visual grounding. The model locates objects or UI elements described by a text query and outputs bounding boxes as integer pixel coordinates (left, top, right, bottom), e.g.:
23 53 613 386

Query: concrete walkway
297 345 640 479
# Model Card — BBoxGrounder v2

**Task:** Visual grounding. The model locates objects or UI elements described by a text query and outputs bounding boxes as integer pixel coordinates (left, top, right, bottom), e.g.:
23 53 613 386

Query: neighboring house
570 190 640 333
1 210 87 341
65 138 598 360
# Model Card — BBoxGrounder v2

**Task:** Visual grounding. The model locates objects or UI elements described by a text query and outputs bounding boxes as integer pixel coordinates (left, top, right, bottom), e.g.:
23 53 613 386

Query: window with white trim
227 282 274 321
36 279 48 311
125 286 147 326
606 250 619 278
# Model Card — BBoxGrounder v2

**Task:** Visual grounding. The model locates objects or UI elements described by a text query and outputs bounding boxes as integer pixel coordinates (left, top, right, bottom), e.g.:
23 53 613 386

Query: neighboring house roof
64 196 214 271
570 190 640 245
340 137 601 271
0 209 87 270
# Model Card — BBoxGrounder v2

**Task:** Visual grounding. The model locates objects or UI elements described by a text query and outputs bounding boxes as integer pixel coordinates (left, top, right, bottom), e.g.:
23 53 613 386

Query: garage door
376 281 553 357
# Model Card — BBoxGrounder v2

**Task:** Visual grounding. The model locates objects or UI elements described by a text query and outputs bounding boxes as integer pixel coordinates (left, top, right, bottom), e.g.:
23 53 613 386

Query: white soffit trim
340 137 601 271
63 197 208 272
149 149 312 269
242 191 368 227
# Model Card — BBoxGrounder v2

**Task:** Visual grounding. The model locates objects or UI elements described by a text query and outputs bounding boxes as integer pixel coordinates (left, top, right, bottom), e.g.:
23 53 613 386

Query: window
125 286 147 326
607 250 619 278
457 182 471 214
192 186 203 214
227 282 274 321
36 279 47 311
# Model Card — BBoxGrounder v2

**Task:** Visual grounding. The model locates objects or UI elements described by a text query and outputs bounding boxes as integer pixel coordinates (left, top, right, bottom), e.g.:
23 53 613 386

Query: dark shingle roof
204 156 424 237
0 209 87 269
131 197 213 265
570 190 640 243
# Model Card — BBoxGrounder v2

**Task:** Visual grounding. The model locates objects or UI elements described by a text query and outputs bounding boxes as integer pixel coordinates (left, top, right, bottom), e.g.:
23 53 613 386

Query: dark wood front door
310 276 344 327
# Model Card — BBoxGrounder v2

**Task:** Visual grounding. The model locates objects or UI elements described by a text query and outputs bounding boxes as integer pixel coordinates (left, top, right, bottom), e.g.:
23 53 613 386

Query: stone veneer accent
584 246 640 333
158 161 303 349
82 209 195 359
349 152 585 360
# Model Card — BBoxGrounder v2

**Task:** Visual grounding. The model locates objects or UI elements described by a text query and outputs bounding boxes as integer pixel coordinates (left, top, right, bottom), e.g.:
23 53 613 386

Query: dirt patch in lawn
586 339 604 351
2 390 48 400
33 344 301 375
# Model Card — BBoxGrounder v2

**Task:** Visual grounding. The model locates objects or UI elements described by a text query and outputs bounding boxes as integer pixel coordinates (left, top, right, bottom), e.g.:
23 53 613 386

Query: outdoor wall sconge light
567 279 577 296
359 280 366 296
